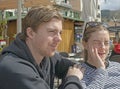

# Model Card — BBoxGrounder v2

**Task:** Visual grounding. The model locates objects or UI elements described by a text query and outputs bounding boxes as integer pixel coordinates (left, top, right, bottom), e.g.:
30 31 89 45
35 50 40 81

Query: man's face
86 30 110 62
30 18 62 57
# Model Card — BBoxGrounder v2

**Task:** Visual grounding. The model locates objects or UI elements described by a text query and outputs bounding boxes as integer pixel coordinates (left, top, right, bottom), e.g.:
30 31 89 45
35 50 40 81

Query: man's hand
66 64 85 80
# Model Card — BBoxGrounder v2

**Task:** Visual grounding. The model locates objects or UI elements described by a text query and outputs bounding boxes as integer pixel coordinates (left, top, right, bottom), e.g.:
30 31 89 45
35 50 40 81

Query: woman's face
86 30 110 62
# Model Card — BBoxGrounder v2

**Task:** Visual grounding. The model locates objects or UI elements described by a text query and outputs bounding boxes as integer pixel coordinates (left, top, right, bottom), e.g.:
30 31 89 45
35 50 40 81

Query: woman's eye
105 42 109 45
94 42 99 45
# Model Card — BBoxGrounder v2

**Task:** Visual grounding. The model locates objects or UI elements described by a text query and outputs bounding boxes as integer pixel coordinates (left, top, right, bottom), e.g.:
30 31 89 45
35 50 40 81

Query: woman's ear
82 41 87 50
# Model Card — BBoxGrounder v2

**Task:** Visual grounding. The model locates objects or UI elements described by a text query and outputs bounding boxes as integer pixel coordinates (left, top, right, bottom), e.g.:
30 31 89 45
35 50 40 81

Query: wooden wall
57 19 74 53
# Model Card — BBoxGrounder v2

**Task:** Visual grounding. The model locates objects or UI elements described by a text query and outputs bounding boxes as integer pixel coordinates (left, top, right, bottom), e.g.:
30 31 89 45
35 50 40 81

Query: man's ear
82 41 87 50
26 27 34 39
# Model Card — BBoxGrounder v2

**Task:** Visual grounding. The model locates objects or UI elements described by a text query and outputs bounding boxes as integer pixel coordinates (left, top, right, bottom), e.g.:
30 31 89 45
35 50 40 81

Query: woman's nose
100 43 105 49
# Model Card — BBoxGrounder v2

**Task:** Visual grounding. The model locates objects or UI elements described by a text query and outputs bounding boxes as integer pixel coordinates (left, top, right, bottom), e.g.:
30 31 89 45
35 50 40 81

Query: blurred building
81 0 101 22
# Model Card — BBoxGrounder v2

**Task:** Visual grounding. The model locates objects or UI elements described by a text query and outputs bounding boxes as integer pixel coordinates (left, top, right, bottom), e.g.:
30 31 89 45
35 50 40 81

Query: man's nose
55 33 62 42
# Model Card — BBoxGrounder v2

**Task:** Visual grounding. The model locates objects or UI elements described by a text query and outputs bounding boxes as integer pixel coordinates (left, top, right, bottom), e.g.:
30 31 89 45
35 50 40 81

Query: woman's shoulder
109 61 120 67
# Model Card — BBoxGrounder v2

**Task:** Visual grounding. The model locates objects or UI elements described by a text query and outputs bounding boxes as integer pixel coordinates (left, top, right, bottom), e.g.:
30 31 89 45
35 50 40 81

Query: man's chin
48 52 55 57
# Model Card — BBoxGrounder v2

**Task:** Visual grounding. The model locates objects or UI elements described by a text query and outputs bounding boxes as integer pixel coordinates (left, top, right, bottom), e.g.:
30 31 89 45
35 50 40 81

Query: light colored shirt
80 61 120 89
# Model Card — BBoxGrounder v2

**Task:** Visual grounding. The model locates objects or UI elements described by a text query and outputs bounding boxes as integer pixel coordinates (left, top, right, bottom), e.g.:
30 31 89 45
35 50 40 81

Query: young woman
80 22 120 89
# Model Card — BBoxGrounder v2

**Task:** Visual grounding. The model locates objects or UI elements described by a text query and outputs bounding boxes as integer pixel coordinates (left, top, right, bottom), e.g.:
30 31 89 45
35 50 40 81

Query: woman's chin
100 56 106 62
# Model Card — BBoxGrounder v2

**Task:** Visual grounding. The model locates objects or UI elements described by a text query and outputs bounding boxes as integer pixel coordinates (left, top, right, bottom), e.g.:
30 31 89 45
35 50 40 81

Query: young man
0 5 83 89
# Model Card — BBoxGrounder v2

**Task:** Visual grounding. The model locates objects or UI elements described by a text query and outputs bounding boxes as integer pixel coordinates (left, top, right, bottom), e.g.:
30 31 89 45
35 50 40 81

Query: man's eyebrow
93 40 109 42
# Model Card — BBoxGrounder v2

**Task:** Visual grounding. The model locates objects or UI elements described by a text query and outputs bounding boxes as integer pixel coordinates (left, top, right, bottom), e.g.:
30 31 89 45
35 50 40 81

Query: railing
60 10 81 21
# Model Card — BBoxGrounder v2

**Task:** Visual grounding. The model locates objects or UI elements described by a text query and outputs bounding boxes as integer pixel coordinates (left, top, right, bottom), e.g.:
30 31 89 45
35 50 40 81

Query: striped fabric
80 61 120 89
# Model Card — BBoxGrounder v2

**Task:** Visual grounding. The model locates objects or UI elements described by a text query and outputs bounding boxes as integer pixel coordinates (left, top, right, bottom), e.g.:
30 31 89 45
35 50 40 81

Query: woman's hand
87 45 105 69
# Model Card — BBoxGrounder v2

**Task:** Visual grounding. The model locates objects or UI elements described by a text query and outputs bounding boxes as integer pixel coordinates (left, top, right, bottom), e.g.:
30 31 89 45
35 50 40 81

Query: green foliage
0 19 7 37
0 10 7 39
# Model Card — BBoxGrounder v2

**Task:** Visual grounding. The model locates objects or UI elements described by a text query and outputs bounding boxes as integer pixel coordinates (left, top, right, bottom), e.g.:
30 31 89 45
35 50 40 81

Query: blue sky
101 0 120 10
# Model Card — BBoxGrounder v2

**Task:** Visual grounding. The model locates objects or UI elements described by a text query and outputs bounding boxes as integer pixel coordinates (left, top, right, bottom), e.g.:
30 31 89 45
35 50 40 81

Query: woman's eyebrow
93 40 100 42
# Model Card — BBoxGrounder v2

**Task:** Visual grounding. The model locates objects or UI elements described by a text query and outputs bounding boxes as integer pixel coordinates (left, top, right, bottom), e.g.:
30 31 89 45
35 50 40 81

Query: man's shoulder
0 53 37 74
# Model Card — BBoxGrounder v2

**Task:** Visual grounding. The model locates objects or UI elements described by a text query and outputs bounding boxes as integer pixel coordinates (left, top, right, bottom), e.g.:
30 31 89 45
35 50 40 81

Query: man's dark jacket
0 35 82 89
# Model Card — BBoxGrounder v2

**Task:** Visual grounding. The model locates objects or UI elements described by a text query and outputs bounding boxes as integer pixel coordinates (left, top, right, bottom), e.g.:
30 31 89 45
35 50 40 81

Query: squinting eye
94 42 100 45
60 31 62 35
105 42 109 45
49 30 56 34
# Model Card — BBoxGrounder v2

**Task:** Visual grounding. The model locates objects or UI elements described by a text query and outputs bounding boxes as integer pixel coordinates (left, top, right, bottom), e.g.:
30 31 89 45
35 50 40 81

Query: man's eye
49 30 56 34
49 30 55 32
60 31 62 35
